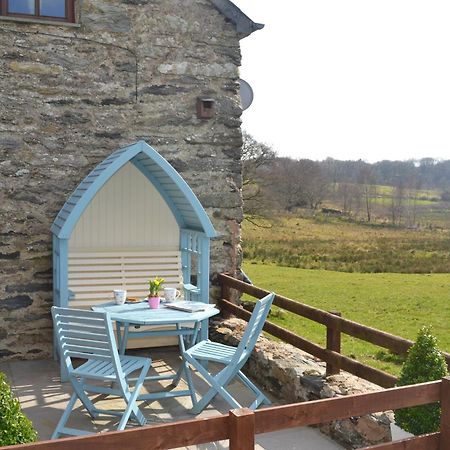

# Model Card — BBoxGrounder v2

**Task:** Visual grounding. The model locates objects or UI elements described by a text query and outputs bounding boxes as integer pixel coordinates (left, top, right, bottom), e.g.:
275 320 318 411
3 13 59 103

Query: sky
231 1 450 163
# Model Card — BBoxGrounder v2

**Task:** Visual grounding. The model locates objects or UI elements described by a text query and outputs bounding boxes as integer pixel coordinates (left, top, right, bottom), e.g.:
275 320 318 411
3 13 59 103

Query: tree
297 159 328 210
418 158 437 188
241 131 276 219
389 176 407 226
404 174 421 227
394 327 448 435
336 182 360 215
357 164 377 222
268 157 329 212
269 157 306 212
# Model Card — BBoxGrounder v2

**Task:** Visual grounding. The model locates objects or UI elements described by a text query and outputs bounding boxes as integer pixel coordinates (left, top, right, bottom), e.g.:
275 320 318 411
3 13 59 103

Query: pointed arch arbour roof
51 141 218 239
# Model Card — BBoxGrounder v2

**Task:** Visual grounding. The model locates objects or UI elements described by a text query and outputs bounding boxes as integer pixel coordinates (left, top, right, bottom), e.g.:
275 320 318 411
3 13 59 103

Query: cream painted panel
70 163 179 250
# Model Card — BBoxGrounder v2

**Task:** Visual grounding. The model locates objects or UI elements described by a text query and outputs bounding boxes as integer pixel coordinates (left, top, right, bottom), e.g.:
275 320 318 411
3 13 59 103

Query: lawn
371 184 441 200
242 262 450 375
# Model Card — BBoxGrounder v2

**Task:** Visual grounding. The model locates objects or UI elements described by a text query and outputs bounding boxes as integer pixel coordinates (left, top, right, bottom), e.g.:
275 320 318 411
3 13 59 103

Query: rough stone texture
210 317 394 449
0 0 244 360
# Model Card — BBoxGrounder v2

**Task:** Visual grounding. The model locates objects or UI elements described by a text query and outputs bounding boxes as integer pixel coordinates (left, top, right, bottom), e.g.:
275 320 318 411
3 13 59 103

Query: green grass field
242 262 450 375
327 183 450 227
244 215 450 273
370 197 436 206
373 184 441 200
242 214 450 375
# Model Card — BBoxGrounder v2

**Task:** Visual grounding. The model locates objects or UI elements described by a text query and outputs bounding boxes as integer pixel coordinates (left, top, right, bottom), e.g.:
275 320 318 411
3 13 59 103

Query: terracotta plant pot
148 296 160 309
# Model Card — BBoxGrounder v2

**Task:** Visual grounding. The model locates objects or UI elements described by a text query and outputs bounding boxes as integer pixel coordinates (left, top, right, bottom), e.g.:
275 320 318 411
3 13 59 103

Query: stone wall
210 317 394 449
0 0 244 359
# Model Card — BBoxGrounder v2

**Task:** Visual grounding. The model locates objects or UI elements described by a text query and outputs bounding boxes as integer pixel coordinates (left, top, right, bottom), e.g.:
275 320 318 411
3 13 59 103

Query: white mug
113 289 127 305
163 287 181 302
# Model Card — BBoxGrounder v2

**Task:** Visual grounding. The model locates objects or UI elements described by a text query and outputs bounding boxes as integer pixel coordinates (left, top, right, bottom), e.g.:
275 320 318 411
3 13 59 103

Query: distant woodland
242 131 450 226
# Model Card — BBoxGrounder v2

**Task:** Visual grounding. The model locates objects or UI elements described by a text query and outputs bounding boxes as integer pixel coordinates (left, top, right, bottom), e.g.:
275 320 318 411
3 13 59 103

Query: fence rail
218 273 450 387
6 273 449 450
4 378 449 450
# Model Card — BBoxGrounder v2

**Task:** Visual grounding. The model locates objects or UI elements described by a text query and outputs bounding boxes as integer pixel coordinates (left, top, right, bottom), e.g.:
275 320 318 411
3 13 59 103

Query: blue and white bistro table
92 301 219 402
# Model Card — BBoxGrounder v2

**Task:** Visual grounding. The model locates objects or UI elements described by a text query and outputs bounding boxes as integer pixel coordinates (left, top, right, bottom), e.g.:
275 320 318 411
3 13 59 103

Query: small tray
125 297 145 304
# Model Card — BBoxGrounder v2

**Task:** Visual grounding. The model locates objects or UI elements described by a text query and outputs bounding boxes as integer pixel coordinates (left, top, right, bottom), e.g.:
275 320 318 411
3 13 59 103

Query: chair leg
237 371 271 407
172 324 199 387
52 392 78 439
185 354 270 414
116 322 123 355
191 378 241 414
117 389 141 430
187 359 241 414
117 362 150 429
120 324 130 355
170 359 184 387
172 328 199 388
60 357 69 383
182 359 198 408
71 378 99 419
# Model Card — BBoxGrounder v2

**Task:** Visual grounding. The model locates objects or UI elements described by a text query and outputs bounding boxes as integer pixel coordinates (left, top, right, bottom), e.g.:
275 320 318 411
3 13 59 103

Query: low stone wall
209 317 394 449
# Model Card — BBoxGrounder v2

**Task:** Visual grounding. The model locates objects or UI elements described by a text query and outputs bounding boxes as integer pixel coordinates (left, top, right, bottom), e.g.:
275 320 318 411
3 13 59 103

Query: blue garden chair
182 292 275 414
51 307 151 438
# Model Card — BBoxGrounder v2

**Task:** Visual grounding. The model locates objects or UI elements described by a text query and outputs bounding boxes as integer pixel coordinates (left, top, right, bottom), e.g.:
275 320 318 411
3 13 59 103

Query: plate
125 297 145 304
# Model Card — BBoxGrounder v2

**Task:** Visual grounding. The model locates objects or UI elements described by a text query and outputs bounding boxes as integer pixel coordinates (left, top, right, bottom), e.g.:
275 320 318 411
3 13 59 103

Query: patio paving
0 348 343 449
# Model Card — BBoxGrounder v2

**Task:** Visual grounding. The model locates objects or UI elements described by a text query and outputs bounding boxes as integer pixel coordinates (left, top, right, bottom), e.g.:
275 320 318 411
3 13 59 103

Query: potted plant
148 276 164 309
393 326 448 438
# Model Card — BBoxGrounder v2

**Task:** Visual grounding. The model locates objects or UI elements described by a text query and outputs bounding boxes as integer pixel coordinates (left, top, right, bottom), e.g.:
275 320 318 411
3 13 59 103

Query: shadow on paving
0 348 343 449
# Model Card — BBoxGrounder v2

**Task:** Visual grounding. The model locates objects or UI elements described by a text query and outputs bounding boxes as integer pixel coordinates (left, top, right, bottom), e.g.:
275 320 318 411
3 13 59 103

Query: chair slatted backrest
232 293 275 366
52 307 119 373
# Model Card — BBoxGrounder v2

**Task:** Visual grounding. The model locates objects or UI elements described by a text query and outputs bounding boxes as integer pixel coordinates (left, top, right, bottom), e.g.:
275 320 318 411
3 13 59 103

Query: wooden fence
5 273 449 449
218 273 450 388
4 378 450 449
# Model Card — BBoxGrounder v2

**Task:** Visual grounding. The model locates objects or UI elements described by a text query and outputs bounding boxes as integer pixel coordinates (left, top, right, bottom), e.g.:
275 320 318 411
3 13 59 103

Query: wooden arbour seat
68 249 185 348
52 143 218 360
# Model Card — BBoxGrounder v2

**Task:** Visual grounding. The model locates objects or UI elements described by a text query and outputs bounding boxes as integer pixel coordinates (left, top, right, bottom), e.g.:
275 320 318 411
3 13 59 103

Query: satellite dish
239 78 254 111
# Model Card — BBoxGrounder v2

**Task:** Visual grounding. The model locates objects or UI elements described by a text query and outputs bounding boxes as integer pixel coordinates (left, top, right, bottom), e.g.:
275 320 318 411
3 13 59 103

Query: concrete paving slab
0 360 12 381
257 427 344 450
1 349 344 449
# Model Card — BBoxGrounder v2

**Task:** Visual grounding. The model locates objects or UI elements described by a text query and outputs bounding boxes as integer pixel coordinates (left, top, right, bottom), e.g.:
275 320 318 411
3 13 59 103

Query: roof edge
52 141 219 240
210 0 264 39
138 141 219 238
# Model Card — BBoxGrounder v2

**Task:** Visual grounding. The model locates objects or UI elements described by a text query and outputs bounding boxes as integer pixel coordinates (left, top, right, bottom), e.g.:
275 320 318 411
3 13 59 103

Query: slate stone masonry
0 0 244 359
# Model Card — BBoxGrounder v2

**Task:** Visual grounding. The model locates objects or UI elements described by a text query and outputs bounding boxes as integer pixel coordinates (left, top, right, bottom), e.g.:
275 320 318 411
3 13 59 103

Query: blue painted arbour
51 140 218 314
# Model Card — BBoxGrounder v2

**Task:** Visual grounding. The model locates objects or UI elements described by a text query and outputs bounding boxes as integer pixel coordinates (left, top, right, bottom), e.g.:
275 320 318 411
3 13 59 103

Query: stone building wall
0 0 245 359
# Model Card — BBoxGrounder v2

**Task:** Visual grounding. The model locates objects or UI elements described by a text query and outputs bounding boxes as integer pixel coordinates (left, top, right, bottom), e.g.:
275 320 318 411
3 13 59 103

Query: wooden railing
4 378 450 449
6 274 449 449
218 273 450 388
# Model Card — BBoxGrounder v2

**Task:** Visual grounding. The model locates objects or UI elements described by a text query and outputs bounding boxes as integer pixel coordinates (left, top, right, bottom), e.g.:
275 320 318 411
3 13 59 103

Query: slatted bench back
68 249 183 309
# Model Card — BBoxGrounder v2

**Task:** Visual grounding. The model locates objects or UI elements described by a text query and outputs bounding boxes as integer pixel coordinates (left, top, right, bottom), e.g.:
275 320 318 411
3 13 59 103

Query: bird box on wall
196 98 215 119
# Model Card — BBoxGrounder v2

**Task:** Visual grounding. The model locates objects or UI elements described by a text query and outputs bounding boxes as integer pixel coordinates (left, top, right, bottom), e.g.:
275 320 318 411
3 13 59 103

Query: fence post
220 274 232 319
229 408 255 450
440 376 450 450
221 275 232 302
326 311 342 376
